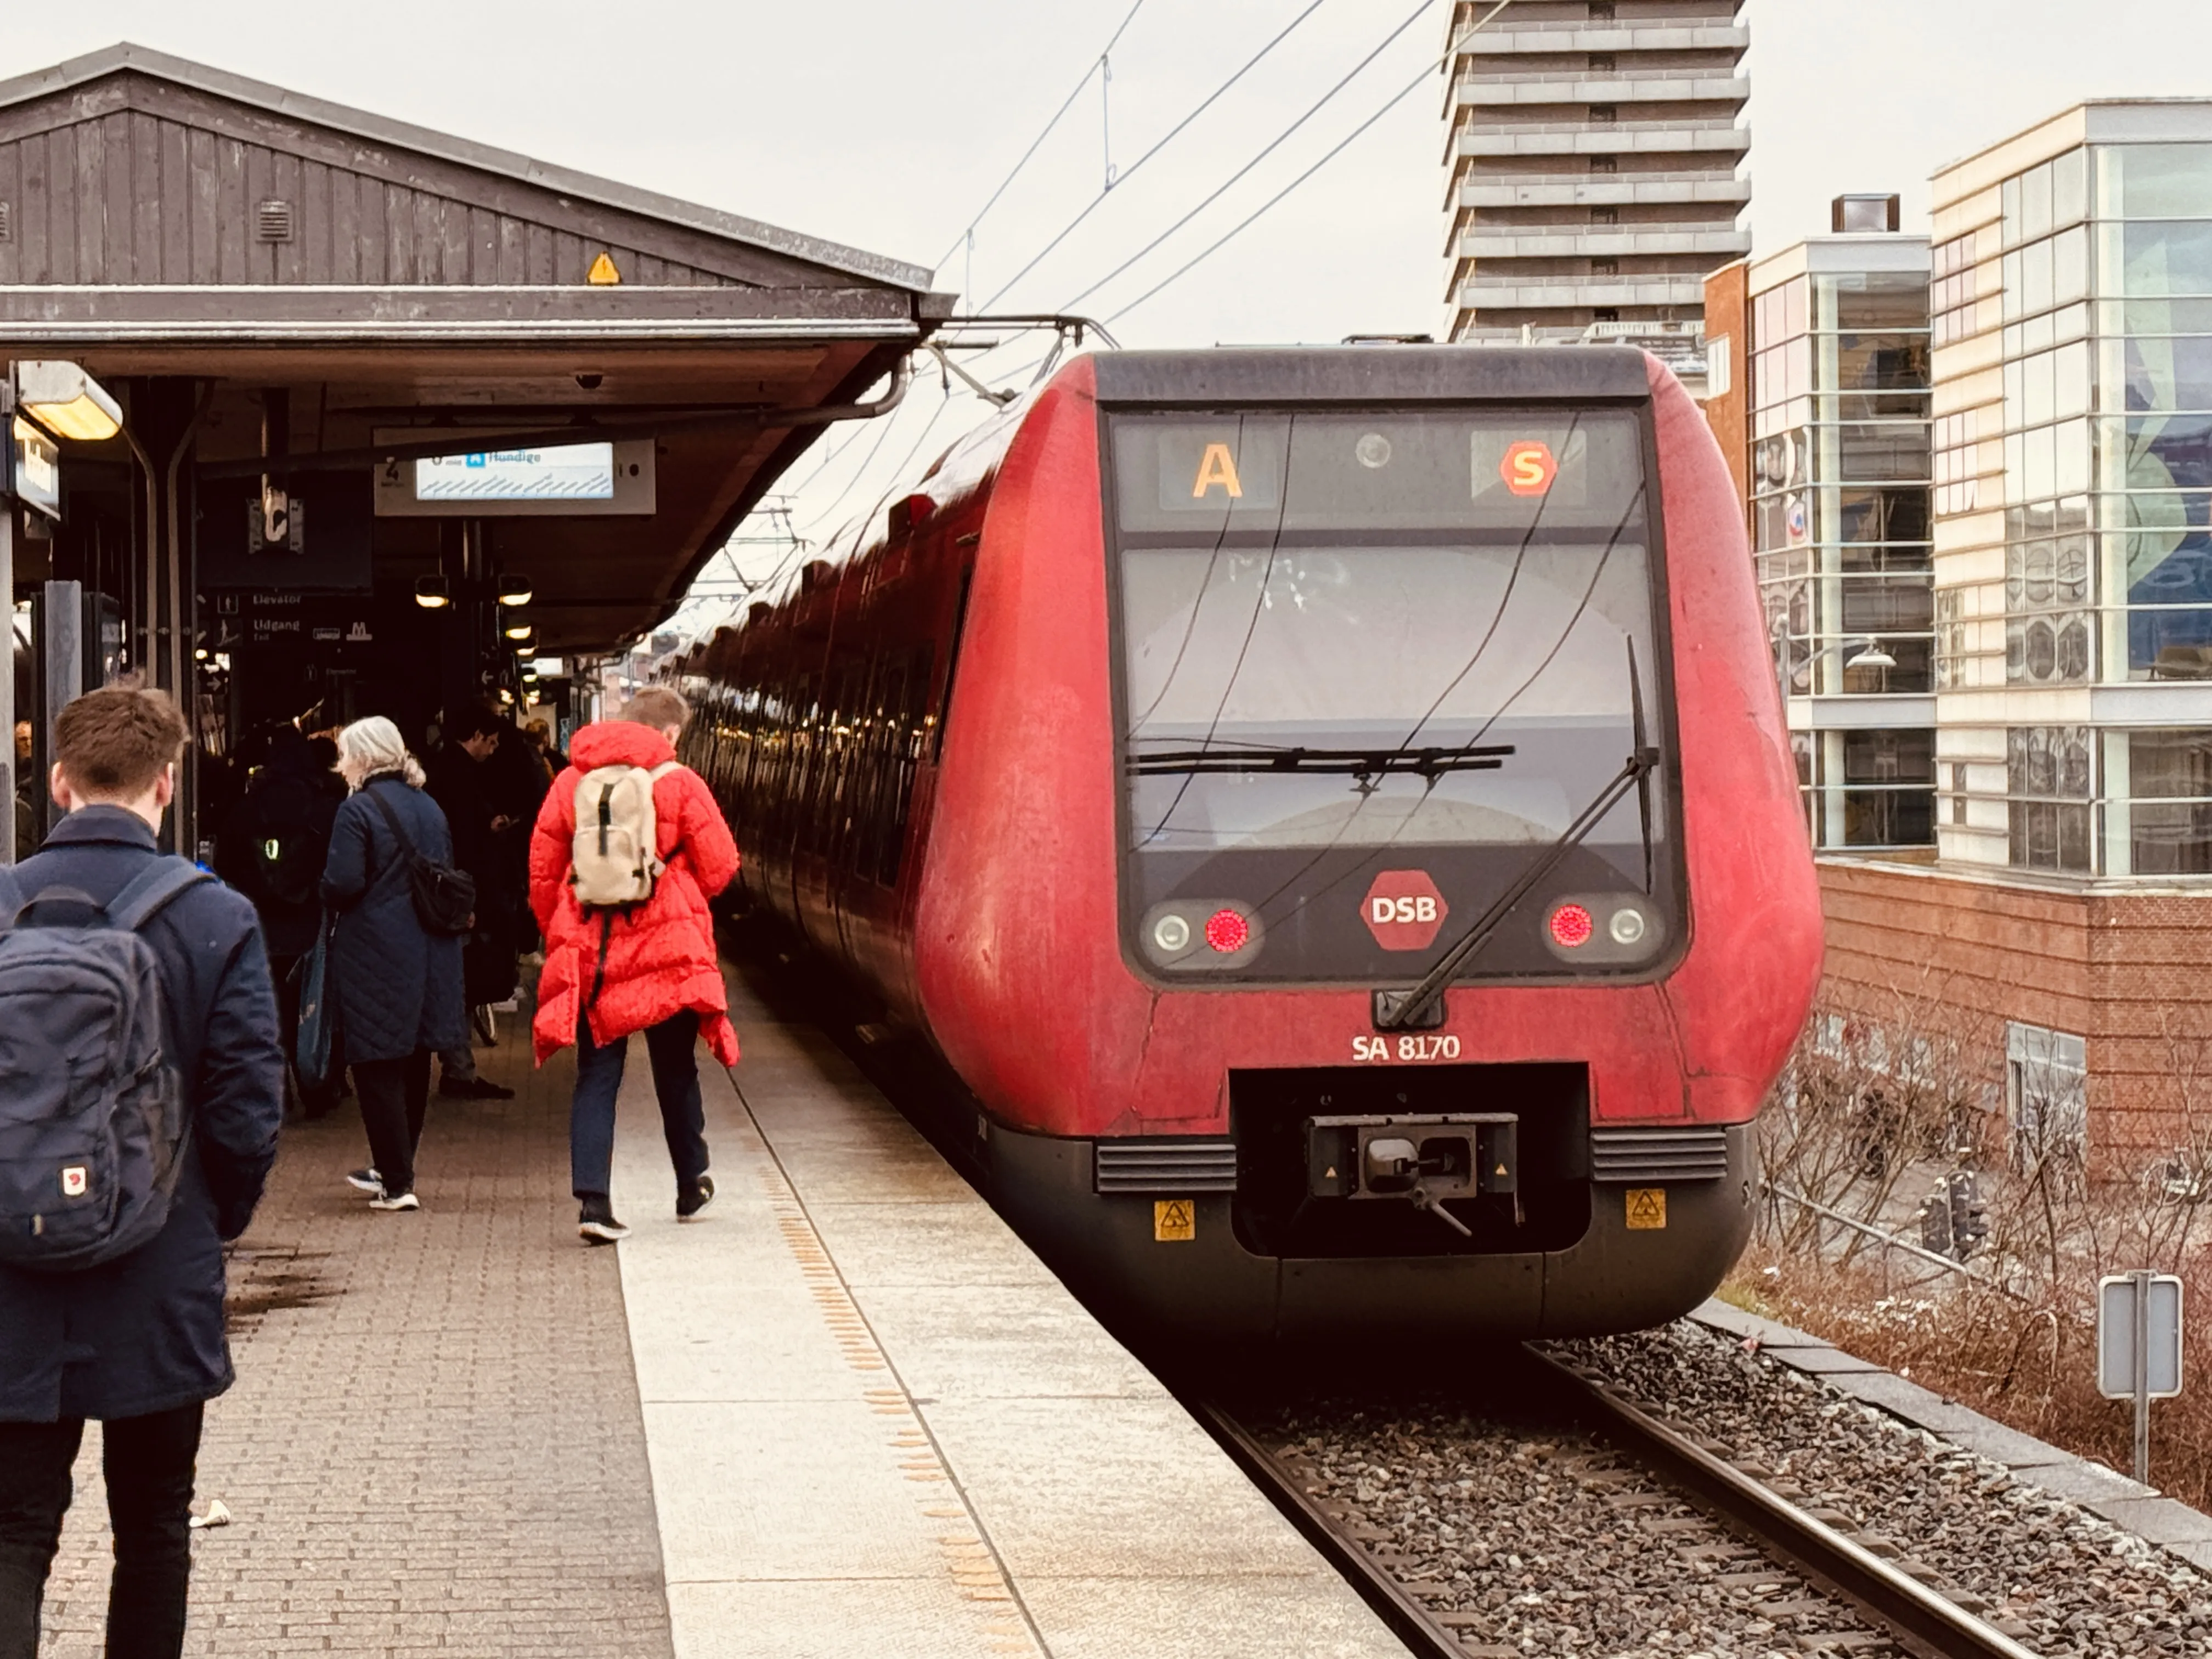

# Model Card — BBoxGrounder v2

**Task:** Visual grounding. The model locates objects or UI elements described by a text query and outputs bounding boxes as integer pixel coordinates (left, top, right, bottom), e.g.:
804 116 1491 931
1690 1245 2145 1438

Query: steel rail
1526 1345 2042 1659
1188 1400 1469 1659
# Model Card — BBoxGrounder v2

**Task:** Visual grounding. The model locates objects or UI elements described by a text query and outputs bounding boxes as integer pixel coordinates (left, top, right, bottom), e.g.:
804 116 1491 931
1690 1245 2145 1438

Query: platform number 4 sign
1153 1200 1195 1243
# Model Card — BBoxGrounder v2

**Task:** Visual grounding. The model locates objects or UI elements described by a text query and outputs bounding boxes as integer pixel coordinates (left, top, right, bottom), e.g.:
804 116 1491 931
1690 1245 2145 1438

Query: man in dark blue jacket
0 686 285 1659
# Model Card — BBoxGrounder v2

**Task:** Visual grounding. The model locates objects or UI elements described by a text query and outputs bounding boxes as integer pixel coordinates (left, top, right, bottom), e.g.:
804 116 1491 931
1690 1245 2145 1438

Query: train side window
855 656 907 882
837 656 890 882
880 644 932 886
934 568 975 763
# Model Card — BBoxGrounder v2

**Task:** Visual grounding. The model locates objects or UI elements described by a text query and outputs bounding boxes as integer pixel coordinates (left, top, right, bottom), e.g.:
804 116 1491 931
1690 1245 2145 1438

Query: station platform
38 958 1399 1658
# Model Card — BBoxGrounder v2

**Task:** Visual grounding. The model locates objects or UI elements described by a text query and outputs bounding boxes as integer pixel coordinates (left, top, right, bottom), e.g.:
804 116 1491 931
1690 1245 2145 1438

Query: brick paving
37 1015 675 1658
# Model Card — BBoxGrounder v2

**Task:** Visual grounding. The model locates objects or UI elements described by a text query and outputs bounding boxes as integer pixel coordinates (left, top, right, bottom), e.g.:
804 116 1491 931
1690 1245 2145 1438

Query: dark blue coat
0 807 286 1423
215 729 340 960
321 774 466 1064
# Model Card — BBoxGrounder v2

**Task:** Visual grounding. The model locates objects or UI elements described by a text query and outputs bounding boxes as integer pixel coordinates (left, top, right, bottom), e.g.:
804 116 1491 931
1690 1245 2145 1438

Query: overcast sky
8 1 2212 623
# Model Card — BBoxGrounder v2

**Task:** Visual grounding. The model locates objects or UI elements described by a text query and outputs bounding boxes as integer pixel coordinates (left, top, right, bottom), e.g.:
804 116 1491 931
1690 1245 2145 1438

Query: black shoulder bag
364 784 477 936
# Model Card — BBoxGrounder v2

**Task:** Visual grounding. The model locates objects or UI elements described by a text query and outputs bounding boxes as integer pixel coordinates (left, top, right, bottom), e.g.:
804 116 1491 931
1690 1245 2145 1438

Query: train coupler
1305 1112 1521 1237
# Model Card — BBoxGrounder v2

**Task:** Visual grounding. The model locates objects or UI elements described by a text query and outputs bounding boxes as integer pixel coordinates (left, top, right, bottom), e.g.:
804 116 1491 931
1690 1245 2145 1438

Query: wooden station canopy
0 42 951 652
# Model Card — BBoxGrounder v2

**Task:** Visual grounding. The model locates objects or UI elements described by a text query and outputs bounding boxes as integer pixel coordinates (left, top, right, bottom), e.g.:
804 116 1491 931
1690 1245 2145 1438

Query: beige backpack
570 762 681 908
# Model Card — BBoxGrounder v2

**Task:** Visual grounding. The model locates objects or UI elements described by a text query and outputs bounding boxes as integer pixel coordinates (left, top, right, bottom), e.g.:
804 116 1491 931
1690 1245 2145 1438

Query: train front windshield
1107 407 1679 984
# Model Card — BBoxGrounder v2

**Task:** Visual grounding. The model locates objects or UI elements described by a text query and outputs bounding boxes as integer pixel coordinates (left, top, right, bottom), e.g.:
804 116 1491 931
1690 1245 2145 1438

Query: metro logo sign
1361 870 1449 951
1499 440 1558 497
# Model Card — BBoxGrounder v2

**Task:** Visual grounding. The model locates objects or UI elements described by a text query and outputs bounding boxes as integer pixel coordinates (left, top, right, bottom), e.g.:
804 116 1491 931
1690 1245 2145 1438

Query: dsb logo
1370 895 1439 926
1360 870 1449 951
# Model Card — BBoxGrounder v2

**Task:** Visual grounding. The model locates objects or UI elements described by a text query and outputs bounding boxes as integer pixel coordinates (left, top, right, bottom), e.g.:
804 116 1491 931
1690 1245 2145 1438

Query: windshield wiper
1374 740 1660 1032
1128 743 1515 779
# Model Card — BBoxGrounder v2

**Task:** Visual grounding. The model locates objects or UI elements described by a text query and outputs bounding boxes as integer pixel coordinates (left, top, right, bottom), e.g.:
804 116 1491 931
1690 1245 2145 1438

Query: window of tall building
1750 269 1933 702
1588 53 1615 72
1590 105 1617 125
2091 144 2212 682
1795 729 1936 850
2006 725 2093 871
1847 730 1936 847
1589 156 1618 175
2005 507 2092 685
2121 727 2212 874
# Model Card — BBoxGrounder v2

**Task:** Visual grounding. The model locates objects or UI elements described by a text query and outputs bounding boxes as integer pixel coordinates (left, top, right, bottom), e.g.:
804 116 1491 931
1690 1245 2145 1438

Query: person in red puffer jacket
528 687 739 1244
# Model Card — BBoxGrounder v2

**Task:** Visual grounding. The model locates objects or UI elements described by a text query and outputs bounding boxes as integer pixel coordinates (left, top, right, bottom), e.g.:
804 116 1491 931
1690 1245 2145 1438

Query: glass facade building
1931 104 2212 878
1742 234 1937 850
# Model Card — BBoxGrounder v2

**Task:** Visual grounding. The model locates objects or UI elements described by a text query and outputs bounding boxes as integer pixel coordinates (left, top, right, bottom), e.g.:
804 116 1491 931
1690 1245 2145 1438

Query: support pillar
0 505 13 866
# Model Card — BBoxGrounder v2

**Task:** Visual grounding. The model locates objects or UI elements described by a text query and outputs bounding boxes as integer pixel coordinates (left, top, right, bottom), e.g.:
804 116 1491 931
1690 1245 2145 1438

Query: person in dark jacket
0 685 285 1659
421 705 516 1098
323 715 467 1212
216 725 340 1116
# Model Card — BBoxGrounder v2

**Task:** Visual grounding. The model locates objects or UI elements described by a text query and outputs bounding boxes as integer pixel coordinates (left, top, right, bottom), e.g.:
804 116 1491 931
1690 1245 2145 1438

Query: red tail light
1548 902 1594 948
1204 909 1250 953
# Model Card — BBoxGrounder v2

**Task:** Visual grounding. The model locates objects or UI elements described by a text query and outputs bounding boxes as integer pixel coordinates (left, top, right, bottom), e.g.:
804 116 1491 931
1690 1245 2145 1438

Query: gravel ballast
1248 1317 2212 1658
1559 1321 2212 1658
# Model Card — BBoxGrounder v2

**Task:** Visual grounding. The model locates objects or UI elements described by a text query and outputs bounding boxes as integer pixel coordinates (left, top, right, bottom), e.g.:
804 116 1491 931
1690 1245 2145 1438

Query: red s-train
681 347 1821 1345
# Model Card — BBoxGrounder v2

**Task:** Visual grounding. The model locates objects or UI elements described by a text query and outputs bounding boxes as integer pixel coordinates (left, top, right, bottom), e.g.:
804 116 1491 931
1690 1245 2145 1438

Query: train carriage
684 345 1821 1346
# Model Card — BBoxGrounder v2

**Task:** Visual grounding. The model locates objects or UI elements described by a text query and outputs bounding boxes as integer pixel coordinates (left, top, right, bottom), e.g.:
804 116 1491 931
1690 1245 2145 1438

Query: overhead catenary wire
977 0 1335 313
933 0 1151 273
1059 0 1443 314
712 2 1514 618
1102 0 1514 323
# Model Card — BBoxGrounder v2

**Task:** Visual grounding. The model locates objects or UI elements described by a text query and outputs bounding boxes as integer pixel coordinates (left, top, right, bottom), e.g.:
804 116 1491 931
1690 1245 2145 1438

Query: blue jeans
569 1011 709 1201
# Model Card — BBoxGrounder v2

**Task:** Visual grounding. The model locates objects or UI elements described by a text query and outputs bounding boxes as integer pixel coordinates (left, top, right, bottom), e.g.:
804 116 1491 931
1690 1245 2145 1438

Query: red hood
568 720 676 770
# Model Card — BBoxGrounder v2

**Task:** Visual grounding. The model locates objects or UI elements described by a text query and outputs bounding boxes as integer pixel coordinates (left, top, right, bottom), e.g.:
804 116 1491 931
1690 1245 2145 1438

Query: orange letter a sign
1192 442 1244 499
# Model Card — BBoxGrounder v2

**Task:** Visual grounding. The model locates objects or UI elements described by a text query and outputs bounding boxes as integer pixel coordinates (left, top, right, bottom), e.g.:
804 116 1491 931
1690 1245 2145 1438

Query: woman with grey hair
320 716 467 1210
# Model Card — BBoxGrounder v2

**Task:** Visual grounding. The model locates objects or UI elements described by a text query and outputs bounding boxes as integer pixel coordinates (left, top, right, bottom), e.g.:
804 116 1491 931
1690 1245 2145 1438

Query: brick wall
1700 260 1750 514
1812 860 2212 1166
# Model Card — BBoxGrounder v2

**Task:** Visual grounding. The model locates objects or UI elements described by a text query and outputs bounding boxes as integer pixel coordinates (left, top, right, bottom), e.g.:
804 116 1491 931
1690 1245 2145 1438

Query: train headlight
1540 894 1667 964
1139 900 1262 969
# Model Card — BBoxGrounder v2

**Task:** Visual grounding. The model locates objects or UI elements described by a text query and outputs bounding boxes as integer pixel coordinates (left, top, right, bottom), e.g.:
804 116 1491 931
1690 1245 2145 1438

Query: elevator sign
9 417 60 520
1362 870 1449 951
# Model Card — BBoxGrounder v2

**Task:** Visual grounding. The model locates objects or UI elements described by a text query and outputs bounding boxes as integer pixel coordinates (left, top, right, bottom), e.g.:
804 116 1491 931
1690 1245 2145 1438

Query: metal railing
1763 1182 2029 1302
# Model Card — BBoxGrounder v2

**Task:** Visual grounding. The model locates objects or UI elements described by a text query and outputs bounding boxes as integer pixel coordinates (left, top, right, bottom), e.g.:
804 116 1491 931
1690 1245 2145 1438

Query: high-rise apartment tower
1444 0 1751 344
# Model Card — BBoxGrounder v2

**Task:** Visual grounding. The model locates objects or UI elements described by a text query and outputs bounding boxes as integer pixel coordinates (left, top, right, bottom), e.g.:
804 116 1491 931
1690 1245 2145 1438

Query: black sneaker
346 1167 382 1194
677 1172 716 1221
578 1195 630 1244
368 1188 420 1212
439 1076 516 1101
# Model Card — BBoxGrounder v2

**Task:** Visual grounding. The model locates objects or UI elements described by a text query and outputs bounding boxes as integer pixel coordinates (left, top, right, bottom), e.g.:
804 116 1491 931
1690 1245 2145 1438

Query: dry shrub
1724 1254 2212 1513
1743 988 2212 1511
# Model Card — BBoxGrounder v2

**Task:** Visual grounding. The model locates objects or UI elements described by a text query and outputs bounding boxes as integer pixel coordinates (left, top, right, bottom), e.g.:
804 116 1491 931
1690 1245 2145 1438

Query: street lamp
496 572 533 607
13 360 123 443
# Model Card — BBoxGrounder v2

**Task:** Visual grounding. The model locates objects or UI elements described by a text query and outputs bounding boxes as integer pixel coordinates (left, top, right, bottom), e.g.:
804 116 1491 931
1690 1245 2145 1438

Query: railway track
1196 1344 2044 1659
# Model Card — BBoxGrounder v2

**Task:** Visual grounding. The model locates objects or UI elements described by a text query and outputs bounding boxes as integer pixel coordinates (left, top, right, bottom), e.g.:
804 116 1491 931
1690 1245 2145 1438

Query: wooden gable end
0 70 816 291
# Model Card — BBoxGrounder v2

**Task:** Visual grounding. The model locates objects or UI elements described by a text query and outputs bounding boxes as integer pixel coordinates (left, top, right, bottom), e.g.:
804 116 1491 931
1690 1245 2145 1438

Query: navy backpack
0 858 209 1270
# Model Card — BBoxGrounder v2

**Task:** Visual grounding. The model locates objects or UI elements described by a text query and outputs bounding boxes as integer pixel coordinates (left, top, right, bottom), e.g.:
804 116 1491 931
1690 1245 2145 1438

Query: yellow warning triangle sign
586 251 622 286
